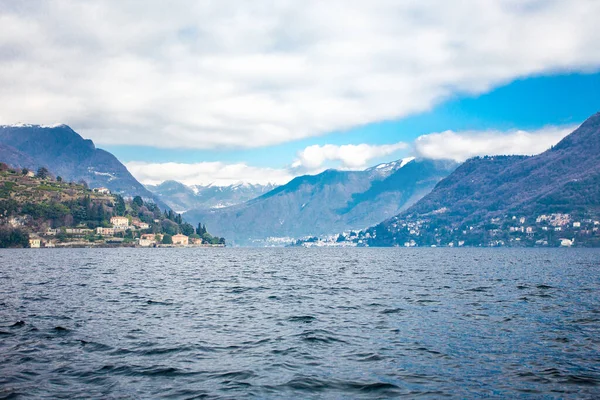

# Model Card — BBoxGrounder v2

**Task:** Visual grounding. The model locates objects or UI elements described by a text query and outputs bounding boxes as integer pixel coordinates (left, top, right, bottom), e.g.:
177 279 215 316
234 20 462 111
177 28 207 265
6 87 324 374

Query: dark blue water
1 248 600 399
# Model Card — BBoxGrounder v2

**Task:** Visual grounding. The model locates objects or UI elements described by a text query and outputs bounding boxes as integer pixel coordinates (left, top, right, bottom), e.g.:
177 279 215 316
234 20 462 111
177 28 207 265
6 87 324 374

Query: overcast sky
1 0 600 185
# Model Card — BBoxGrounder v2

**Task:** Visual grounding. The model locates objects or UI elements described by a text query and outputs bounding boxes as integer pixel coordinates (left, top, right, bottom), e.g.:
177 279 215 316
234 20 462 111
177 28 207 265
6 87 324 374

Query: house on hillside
29 237 41 248
65 228 92 236
110 216 129 228
96 227 115 236
138 238 155 247
172 234 189 246
93 187 111 194
132 219 150 230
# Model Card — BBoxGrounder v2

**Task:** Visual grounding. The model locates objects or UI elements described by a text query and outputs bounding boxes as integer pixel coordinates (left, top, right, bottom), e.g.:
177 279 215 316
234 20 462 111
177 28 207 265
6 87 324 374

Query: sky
1 0 599 186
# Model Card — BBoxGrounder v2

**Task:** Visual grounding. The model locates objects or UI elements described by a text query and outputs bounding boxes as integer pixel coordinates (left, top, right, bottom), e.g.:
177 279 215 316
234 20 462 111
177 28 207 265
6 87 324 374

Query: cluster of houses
27 215 210 248
504 214 599 246
137 233 203 247
299 212 600 248
295 231 370 247
93 216 150 236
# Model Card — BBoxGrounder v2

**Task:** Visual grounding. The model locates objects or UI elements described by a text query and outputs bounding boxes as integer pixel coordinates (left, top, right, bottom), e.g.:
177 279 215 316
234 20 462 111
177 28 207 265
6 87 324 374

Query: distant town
294 213 600 248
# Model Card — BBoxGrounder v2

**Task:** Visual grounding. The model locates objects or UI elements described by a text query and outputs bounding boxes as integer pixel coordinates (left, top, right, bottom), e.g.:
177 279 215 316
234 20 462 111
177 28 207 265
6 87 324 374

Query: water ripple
0 247 599 398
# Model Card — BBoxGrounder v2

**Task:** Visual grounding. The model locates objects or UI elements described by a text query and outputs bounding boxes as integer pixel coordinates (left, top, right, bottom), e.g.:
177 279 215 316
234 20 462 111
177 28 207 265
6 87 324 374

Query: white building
110 216 129 227
172 234 189 245
133 220 150 230
93 187 111 194
138 238 155 247
96 227 115 236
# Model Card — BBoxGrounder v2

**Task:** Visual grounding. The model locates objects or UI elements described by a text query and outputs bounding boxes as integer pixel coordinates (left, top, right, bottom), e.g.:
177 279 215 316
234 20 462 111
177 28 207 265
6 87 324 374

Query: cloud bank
414 126 575 161
0 1 598 148
292 142 407 169
128 125 573 186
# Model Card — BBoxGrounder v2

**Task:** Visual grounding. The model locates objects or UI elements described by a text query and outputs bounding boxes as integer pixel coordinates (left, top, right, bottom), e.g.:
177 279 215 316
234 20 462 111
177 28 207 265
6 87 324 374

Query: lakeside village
0 164 225 248
295 213 600 248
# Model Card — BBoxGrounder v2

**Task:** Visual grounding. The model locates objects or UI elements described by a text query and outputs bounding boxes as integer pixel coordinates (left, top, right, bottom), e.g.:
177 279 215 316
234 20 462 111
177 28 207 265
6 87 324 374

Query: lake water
1 248 600 399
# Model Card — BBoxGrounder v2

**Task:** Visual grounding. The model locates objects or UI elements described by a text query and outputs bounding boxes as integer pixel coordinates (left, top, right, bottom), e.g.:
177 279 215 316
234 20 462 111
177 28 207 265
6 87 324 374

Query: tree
202 232 213 243
0 227 29 248
56 176 62 182
114 195 126 216
21 168 29 175
133 196 144 208
162 234 173 244
196 222 206 236
36 167 50 179
180 222 195 236
161 219 179 236
0 199 18 217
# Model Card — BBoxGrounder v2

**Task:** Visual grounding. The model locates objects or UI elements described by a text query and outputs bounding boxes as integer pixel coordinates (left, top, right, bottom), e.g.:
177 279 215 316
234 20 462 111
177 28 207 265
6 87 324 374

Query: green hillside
0 163 224 248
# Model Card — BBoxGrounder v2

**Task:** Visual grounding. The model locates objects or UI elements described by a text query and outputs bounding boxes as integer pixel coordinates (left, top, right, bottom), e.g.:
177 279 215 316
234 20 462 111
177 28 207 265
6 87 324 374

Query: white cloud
126 161 294 187
0 1 598 148
414 125 575 161
126 123 575 185
292 142 407 169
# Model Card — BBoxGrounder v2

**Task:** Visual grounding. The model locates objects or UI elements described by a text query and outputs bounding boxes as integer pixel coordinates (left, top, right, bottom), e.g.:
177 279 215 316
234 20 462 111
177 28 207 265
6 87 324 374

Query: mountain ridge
0 124 165 208
366 112 600 247
184 158 458 245
147 180 278 212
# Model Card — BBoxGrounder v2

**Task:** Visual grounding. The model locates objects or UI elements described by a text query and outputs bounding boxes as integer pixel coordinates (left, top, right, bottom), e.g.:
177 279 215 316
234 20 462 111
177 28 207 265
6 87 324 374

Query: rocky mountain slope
0 124 162 205
184 158 457 245
367 112 600 246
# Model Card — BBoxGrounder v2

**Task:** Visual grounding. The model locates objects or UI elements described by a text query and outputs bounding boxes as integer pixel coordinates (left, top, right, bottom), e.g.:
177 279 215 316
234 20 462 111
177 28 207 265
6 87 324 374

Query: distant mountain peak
366 112 600 247
0 123 70 129
367 156 417 178
183 158 457 245
147 180 279 212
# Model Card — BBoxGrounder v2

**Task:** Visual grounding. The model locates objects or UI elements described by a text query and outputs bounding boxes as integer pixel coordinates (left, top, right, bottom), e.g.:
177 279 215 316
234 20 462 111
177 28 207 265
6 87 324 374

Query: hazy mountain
147 181 278 212
184 158 457 245
0 124 162 205
367 112 600 246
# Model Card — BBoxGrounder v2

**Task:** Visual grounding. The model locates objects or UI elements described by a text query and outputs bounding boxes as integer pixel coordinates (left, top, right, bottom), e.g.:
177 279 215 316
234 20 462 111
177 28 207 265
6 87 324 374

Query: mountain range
183 158 458 245
367 112 600 246
146 180 277 213
0 124 162 206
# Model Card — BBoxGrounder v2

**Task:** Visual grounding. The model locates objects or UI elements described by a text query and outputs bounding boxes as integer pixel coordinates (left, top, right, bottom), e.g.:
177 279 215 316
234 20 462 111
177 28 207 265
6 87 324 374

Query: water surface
1 248 599 398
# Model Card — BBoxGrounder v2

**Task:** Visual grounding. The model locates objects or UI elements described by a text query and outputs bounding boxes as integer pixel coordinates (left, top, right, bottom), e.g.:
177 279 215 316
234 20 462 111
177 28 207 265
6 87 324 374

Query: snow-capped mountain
184 158 458 245
146 180 278 213
366 157 417 177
